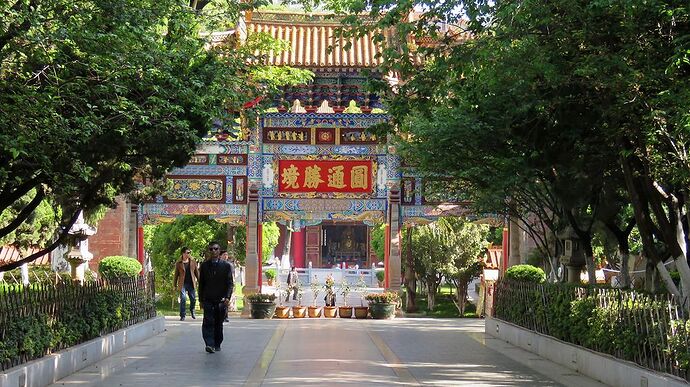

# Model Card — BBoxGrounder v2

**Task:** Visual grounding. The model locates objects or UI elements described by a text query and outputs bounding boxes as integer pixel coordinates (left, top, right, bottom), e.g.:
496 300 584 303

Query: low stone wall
485 316 687 387
0 316 165 387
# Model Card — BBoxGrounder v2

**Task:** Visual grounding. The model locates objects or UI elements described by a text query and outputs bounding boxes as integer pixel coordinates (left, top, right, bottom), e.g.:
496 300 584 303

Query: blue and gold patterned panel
263 113 388 129
165 177 225 202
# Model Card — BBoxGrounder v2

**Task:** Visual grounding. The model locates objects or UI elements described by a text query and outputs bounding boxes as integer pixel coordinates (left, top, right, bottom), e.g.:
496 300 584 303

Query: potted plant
247 293 277 319
338 277 353 318
323 274 337 318
353 274 369 319
365 291 399 319
273 282 290 319
292 283 307 318
265 268 277 286
375 270 385 287
308 275 323 318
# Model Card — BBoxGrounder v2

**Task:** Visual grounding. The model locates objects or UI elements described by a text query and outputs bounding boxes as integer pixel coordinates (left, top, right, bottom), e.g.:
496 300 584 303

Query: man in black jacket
198 241 234 353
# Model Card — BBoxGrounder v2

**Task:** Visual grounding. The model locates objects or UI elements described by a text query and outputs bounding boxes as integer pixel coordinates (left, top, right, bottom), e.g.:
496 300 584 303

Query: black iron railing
493 280 690 380
0 273 156 371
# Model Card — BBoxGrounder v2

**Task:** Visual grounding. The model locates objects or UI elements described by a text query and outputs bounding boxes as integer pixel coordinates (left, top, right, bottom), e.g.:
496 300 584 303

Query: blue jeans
202 301 227 348
179 283 196 317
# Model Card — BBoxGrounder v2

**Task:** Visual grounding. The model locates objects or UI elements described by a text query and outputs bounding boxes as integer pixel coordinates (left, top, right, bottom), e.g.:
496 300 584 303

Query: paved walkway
49 316 608 386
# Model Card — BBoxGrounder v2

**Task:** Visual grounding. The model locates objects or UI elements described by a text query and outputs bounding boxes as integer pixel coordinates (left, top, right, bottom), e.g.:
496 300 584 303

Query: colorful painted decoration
278 160 373 194
166 178 224 201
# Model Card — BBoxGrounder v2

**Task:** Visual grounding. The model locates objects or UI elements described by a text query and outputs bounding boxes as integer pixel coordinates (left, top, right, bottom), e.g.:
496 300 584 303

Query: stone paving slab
49 316 608 387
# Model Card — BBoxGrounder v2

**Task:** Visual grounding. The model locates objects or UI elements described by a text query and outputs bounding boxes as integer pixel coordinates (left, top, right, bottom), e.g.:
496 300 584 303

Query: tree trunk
645 261 658 293
427 279 437 311
455 283 467 315
619 250 630 288
582 239 597 285
657 260 681 296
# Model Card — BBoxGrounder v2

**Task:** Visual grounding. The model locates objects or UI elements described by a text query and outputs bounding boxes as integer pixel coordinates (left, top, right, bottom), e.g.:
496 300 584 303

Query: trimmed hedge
99 256 142 279
504 264 545 283
376 270 385 283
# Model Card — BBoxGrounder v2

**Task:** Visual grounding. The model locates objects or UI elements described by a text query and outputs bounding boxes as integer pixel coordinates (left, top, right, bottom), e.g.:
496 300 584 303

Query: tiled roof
246 11 386 68
0 246 51 266
484 248 502 269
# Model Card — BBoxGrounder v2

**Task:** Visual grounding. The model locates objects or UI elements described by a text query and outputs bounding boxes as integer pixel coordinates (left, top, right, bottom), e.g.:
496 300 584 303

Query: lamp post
64 211 97 283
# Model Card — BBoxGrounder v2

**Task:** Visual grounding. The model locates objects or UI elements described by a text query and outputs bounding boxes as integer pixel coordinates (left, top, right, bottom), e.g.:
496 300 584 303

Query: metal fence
493 280 690 381
0 274 156 371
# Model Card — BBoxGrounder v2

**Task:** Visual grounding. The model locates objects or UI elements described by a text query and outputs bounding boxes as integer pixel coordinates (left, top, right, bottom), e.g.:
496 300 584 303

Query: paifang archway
135 11 489 297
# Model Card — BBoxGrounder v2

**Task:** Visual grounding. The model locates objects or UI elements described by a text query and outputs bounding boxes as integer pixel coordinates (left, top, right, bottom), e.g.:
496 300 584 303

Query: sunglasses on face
184 251 191 254
209 247 219 251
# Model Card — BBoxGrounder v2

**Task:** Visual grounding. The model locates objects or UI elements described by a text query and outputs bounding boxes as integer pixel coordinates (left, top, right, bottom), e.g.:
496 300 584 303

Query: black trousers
202 301 227 348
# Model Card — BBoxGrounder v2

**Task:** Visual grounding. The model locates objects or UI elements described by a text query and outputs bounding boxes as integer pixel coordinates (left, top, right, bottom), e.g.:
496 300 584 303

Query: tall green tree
0 0 312 271
441 218 487 315
323 0 689 291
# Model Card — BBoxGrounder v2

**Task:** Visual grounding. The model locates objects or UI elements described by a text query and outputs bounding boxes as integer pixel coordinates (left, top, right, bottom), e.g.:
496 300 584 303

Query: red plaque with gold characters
278 160 373 193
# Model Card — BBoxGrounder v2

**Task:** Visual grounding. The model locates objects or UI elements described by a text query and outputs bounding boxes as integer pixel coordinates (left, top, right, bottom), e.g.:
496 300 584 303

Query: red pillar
384 224 390 288
257 224 263 292
137 225 144 266
291 228 305 268
501 226 509 274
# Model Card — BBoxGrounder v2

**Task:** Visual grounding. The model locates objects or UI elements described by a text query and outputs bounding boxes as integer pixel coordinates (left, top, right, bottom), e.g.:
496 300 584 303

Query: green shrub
669 320 690 370
264 268 276 280
376 270 385 283
99 256 142 279
505 264 545 283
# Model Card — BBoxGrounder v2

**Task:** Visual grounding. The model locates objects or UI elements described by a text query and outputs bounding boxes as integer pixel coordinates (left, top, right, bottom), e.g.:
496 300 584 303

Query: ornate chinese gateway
127 11 478 294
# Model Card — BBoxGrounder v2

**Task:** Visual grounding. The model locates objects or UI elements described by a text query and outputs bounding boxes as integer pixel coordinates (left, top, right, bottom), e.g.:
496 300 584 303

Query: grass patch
403 290 478 318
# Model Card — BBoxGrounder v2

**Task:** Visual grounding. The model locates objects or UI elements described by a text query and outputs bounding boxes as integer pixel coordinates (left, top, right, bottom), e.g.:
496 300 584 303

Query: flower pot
305 106 318 113
308 306 322 318
332 106 345 113
338 306 353 318
354 306 369 319
277 106 288 113
250 301 276 319
360 106 373 113
369 303 396 319
292 306 307 318
274 306 290 319
323 306 338 318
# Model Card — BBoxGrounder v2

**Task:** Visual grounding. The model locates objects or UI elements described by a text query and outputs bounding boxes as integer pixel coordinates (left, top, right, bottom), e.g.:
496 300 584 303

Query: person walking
219 250 235 321
198 241 234 353
286 266 298 302
173 247 199 321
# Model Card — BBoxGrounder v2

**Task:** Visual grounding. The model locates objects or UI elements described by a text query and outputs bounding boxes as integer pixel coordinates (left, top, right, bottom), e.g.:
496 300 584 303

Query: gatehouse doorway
322 224 368 268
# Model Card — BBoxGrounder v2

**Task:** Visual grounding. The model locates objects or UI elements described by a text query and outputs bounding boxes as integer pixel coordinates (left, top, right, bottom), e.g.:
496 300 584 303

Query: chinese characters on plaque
278 160 373 193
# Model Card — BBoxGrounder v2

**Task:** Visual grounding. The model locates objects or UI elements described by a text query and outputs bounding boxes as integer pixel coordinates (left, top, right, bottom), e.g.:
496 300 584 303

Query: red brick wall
88 200 130 270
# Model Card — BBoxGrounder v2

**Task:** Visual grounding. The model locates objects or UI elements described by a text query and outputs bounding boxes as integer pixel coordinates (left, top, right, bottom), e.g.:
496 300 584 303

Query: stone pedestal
387 189 402 292
566 265 584 284
243 188 260 318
